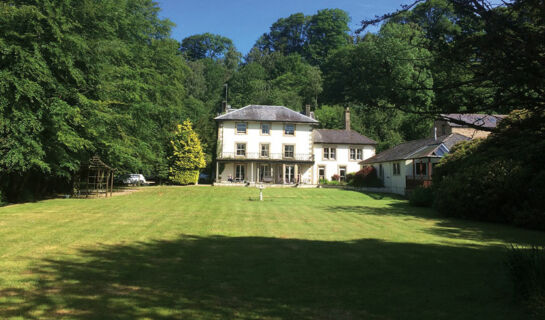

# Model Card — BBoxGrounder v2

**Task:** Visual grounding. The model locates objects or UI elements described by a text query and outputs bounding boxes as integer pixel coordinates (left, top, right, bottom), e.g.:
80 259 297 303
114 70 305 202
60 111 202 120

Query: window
284 145 294 158
415 161 428 176
236 143 246 156
236 122 247 134
357 149 363 160
379 164 384 178
323 147 336 160
235 164 245 181
284 123 295 135
350 148 356 160
259 165 271 181
260 144 269 158
318 166 325 181
393 162 401 175
339 167 347 181
261 123 270 135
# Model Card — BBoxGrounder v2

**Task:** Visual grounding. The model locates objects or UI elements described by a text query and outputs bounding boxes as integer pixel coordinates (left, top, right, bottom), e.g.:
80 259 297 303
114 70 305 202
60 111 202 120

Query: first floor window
260 144 269 157
236 122 247 134
261 123 270 135
323 147 336 160
393 162 401 175
235 164 245 181
284 123 295 135
350 148 356 160
357 149 363 160
284 145 294 158
236 143 246 156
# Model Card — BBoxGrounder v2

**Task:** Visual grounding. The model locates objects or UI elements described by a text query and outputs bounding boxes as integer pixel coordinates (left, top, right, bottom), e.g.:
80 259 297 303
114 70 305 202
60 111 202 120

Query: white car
122 174 147 185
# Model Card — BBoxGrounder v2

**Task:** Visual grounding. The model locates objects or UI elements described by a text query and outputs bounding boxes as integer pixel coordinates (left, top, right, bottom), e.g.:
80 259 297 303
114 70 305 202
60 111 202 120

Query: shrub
408 187 434 207
331 174 340 181
506 245 545 316
170 170 199 185
433 109 545 230
349 166 383 188
0 190 5 207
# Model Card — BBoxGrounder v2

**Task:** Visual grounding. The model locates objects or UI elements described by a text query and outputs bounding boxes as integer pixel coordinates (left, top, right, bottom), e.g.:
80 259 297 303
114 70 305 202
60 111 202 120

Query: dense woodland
1 0 544 204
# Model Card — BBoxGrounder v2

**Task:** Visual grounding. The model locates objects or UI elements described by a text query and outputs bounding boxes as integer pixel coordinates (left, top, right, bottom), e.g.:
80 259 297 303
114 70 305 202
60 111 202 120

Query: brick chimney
305 104 311 116
345 107 351 131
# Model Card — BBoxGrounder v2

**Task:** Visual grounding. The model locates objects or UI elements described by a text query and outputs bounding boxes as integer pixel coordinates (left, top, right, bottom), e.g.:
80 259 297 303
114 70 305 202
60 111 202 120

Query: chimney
305 104 311 116
221 101 227 114
345 107 351 131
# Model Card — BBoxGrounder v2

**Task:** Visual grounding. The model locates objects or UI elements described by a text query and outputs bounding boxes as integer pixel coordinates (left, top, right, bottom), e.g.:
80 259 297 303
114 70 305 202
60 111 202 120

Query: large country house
214 105 376 185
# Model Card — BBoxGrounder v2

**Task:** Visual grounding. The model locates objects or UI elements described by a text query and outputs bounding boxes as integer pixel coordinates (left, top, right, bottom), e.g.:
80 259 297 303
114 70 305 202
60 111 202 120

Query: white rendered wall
313 144 375 182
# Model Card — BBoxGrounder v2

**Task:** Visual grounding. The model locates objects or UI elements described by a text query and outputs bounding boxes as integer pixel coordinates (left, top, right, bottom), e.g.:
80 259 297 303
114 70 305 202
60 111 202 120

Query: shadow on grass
0 235 530 320
326 203 545 246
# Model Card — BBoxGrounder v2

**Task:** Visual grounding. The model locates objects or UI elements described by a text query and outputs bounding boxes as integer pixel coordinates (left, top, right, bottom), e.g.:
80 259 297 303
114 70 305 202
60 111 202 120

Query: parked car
122 174 147 186
199 172 211 184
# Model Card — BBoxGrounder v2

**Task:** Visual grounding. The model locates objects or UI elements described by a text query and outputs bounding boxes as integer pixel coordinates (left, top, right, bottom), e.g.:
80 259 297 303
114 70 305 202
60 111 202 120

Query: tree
168 120 206 185
251 9 351 65
180 33 238 61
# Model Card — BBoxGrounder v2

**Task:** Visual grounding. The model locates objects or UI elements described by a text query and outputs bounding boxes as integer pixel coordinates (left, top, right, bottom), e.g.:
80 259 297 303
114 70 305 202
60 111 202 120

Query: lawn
0 186 543 319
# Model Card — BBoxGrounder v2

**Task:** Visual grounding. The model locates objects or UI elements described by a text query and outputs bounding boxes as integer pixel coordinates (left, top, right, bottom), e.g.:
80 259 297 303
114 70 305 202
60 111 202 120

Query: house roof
314 129 377 145
360 133 470 164
440 113 506 128
214 105 319 124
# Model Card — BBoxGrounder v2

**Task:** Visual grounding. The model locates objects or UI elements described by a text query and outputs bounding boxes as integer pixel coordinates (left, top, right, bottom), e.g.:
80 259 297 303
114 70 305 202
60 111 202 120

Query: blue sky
156 0 414 54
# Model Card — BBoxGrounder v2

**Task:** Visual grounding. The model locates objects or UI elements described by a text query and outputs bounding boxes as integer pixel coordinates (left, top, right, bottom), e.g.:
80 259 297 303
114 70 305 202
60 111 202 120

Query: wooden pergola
79 156 115 198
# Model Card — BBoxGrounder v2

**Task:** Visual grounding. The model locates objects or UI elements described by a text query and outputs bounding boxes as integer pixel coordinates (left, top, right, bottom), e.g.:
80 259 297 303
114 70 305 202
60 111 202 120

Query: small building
360 134 470 195
433 113 505 139
214 105 376 185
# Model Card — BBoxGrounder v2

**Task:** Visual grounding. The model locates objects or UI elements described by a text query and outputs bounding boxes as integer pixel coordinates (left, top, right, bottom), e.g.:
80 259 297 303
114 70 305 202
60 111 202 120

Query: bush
0 190 5 207
348 166 383 188
506 245 545 316
169 170 199 185
433 109 545 230
331 174 340 181
408 187 434 207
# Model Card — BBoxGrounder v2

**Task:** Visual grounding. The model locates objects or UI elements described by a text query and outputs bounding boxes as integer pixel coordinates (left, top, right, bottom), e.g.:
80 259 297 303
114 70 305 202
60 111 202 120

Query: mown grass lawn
0 186 543 319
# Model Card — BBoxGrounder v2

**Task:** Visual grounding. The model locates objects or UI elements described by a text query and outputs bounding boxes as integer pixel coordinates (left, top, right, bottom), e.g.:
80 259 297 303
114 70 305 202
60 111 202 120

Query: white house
214 105 376 185
360 133 470 195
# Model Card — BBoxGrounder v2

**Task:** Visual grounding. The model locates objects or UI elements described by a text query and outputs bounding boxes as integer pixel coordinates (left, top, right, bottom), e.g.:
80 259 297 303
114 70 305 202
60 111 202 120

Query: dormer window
236 122 247 134
284 123 295 135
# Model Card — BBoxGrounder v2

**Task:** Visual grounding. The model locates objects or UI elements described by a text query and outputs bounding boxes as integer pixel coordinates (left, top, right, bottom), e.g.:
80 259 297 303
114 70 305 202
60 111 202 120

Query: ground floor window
235 164 245 181
259 164 271 181
415 161 428 176
339 166 346 181
318 166 325 181
393 162 401 175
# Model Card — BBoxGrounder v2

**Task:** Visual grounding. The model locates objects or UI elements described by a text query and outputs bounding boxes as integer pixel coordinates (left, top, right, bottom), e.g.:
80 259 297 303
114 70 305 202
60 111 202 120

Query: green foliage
433 109 545 230
168 120 206 185
0 0 190 201
348 167 383 188
254 9 350 65
180 33 239 62
506 245 545 317
228 53 321 109
0 190 5 207
408 187 434 207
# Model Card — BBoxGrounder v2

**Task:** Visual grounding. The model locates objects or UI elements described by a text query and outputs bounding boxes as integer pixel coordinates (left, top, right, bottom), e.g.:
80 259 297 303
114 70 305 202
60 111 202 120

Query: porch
406 157 436 189
215 160 315 185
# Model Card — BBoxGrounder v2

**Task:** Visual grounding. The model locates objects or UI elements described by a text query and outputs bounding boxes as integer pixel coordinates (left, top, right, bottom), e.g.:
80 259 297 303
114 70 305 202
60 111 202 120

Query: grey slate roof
440 113 505 128
360 133 470 164
314 129 377 145
215 105 319 124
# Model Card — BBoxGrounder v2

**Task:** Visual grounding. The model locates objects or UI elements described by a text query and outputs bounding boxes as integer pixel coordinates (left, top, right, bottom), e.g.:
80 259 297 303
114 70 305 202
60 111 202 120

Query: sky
156 0 415 54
